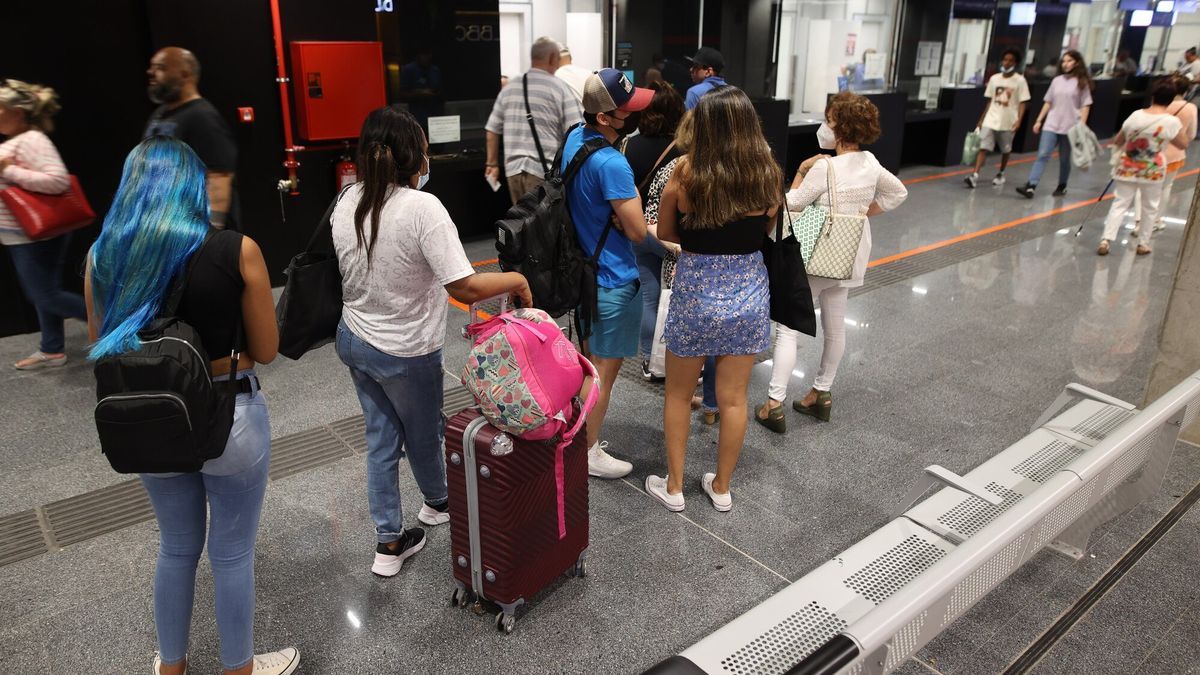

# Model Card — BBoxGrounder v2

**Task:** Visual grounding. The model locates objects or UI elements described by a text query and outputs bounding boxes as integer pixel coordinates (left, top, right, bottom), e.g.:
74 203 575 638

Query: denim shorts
584 280 642 359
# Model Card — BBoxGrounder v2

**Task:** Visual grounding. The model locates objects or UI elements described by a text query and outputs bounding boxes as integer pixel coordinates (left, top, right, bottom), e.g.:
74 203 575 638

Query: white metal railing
642 371 1200 675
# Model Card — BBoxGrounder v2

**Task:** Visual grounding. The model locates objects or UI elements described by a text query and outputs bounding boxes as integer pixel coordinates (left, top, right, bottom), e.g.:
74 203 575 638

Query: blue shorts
583 281 642 359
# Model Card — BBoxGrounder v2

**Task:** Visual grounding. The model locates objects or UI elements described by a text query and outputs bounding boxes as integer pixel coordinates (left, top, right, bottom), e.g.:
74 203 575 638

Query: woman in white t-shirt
754 93 907 432
332 106 531 578
1099 82 1189 257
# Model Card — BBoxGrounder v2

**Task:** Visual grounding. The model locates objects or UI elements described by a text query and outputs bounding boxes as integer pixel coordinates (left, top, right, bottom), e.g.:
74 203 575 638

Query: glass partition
774 0 901 120
1064 1 1122 75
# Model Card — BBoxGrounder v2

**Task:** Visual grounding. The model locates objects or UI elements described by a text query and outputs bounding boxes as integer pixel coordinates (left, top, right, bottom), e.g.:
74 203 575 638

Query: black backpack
93 231 241 474
495 136 612 338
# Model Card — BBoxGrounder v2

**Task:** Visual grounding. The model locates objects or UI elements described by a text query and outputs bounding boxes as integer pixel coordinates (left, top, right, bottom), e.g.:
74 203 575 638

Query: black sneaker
371 528 426 577
1015 184 1035 199
418 499 450 526
1052 184 1067 196
641 360 664 383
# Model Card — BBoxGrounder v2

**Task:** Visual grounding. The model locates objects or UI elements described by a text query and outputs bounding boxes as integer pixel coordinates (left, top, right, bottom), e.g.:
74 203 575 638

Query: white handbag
647 253 676 378
805 158 867 281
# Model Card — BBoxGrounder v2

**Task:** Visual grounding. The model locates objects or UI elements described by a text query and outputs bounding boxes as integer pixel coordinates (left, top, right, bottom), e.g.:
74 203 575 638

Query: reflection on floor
1 146 1198 674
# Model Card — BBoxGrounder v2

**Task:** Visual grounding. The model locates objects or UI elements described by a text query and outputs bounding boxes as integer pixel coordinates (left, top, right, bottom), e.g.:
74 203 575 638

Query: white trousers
768 276 849 401
1104 180 1162 247
1133 166 1179 228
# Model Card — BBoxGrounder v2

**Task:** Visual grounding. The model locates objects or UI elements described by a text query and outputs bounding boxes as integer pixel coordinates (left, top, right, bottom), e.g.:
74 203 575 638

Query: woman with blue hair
85 137 298 675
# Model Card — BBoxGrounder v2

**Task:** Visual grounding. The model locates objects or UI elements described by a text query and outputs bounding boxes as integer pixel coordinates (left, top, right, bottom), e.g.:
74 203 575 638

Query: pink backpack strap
552 353 600 539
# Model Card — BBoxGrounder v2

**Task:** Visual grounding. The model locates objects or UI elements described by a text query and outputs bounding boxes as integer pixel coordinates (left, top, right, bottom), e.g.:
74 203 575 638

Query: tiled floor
1 145 1198 674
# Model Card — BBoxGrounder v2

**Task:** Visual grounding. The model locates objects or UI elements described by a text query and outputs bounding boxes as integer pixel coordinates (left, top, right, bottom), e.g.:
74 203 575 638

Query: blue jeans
335 320 448 543
635 243 665 358
1028 132 1072 188
6 235 86 353
140 374 270 671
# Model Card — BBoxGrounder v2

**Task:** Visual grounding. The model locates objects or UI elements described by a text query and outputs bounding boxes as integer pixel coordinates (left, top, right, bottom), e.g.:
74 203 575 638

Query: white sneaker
701 473 732 512
992 173 1006 186
371 528 426 577
645 474 685 512
417 502 450 526
588 441 632 479
964 173 978 189
1132 225 1141 238
249 647 300 675
152 654 187 674
1153 221 1167 232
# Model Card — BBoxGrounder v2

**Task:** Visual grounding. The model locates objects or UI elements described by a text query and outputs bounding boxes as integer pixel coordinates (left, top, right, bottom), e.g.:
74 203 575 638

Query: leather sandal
755 402 786 434
1097 240 1110 256
793 390 832 422
1136 244 1151 256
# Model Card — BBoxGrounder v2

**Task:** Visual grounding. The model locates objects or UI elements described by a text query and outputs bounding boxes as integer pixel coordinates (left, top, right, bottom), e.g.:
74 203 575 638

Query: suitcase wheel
495 611 516 634
450 586 474 609
568 559 587 578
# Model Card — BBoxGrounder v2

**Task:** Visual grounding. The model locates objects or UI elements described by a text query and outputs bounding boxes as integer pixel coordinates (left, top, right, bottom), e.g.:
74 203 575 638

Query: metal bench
645 372 1200 675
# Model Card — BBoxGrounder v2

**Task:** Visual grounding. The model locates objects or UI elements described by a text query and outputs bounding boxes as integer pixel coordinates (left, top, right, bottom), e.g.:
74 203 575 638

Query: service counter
898 86 988 167
427 139 519 241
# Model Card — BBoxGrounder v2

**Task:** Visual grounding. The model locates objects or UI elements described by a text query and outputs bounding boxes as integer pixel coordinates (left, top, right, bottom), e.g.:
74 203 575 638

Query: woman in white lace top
755 92 908 432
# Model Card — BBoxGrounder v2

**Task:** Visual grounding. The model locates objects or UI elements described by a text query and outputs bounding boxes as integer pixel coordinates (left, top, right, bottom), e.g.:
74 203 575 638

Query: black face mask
614 111 640 137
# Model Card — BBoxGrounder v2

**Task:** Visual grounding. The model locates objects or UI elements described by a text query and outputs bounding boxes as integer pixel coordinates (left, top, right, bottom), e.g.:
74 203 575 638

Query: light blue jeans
140 372 270 671
335 320 448 544
635 239 666 358
1028 131 1072 188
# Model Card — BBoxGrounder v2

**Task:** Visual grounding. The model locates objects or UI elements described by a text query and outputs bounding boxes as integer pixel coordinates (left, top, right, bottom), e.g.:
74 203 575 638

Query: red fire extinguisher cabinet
290 41 386 141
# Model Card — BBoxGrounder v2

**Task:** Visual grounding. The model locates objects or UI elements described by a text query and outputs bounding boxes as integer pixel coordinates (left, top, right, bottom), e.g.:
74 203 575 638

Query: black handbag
762 204 817 337
276 187 351 360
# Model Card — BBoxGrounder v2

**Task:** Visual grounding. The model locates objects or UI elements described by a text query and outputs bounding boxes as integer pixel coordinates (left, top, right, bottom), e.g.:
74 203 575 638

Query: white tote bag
648 287 671 378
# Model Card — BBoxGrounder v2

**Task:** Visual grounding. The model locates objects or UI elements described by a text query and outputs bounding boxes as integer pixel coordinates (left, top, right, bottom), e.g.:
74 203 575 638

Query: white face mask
417 155 430 190
1001 65 1015 74
816 122 837 150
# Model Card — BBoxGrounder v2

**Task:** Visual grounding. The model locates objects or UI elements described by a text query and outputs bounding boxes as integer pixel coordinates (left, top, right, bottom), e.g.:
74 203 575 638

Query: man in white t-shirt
555 46 591 103
966 48 1031 188
1178 48 1200 81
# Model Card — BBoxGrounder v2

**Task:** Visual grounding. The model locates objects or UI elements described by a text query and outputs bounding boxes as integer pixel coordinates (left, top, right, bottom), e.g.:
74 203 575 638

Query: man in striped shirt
485 37 583 204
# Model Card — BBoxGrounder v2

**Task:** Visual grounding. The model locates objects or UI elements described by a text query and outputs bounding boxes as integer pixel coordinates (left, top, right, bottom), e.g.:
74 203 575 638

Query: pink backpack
461 308 599 538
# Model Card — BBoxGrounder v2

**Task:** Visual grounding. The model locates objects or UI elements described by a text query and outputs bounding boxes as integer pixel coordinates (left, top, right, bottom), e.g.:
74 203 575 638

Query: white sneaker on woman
249 647 301 675
588 441 632 479
645 474 685 512
701 473 732 512
152 653 187 674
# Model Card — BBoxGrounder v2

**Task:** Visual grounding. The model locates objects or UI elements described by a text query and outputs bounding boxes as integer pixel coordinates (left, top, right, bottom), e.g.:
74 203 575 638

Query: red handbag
0 175 96 240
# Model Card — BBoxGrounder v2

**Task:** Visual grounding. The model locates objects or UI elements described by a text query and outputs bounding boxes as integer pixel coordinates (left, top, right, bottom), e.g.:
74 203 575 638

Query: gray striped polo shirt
486 68 583 178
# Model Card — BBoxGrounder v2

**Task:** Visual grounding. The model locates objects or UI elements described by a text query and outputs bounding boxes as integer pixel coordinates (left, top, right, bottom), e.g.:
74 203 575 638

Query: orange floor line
902 153 1050 186
872 167 1199 268
471 257 499 267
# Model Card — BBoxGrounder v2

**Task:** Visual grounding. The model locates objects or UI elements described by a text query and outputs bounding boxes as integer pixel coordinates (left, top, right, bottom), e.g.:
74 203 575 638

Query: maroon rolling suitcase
445 408 589 633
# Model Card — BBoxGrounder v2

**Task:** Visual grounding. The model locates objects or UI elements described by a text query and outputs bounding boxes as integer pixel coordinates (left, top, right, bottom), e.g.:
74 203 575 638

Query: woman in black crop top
84 138 297 675
646 86 781 514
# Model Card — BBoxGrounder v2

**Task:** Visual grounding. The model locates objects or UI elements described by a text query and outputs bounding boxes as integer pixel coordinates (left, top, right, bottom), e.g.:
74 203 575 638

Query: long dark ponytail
353 105 425 262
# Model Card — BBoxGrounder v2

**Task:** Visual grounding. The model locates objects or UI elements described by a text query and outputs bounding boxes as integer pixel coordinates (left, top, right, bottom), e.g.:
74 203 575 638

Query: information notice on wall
915 41 943 77
427 115 461 144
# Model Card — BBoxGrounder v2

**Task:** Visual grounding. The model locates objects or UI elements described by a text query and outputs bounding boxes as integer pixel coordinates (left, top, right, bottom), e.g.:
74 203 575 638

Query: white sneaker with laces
992 174 1006 186
645 474 685 512
417 502 449 526
588 441 632 479
249 647 300 675
152 653 187 674
964 173 978 189
701 473 732 512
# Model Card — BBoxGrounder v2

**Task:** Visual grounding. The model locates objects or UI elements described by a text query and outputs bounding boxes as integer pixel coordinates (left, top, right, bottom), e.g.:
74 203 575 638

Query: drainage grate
0 509 47 567
1012 441 1085 484
719 601 848 675
0 386 480 569
843 535 948 604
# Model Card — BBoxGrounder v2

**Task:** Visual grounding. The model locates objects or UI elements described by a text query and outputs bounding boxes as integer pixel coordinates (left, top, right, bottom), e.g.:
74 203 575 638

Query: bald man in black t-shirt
144 47 240 230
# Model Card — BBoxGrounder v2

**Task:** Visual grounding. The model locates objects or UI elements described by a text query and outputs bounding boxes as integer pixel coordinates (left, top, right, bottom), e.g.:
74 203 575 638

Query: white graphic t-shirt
332 185 475 357
982 73 1032 132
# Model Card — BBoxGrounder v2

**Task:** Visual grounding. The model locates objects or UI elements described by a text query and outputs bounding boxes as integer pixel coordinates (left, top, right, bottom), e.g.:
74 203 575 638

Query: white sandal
14 351 67 371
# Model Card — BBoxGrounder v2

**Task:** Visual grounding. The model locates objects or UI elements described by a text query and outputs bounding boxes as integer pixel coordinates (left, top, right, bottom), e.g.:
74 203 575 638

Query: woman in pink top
0 80 86 371
1016 51 1093 198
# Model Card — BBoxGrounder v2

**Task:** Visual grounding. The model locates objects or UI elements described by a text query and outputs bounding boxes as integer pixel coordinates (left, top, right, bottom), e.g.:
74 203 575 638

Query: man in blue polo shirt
685 47 727 110
563 68 651 479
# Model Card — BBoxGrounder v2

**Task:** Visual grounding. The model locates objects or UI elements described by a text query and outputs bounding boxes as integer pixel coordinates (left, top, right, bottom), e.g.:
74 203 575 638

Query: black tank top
176 229 246 360
678 212 770 255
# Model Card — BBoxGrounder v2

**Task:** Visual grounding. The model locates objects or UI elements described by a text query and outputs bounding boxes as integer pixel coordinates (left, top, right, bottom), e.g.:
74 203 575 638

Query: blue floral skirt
664 252 770 357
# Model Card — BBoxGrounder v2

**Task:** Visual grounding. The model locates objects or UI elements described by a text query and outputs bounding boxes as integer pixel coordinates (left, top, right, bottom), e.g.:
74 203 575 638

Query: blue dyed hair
89 137 210 359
